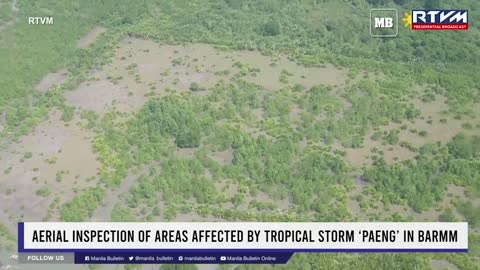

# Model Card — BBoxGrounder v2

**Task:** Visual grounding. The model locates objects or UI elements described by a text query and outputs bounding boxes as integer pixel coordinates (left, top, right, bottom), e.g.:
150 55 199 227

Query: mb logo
375 17 394 28
370 9 398 37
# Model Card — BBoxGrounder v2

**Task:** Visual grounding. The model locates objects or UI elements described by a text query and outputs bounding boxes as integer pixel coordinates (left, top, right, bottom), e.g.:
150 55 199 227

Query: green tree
425 0 440 9
263 19 281 36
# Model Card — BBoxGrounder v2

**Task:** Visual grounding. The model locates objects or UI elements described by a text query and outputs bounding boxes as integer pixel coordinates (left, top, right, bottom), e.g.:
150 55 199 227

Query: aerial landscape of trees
0 0 479 269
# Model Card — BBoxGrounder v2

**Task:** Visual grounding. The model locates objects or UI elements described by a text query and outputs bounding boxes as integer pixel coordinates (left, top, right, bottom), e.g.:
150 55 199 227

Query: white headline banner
22 222 468 250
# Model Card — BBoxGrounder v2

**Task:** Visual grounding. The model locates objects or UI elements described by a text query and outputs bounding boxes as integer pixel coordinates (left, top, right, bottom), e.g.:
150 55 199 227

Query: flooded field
66 38 348 116
344 94 480 168
60 38 346 224
210 149 234 165
34 69 69 93
8 38 474 228
347 181 475 224
228 51 348 90
76 26 106 49
214 179 290 212
91 164 153 222
2 37 477 270
0 110 99 234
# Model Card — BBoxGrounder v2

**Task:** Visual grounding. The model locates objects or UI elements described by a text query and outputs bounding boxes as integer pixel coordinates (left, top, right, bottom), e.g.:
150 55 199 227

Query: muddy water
210 149 234 165
34 69 69 93
348 182 474 223
214 179 290 212
69 37 347 222
0 110 99 230
343 95 480 168
76 26 106 49
66 39 230 115
67 38 348 116
228 51 348 90
91 165 154 221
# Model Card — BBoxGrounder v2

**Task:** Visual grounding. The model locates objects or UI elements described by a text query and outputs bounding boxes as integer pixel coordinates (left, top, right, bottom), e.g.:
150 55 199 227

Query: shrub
36 186 51 197
262 19 281 36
